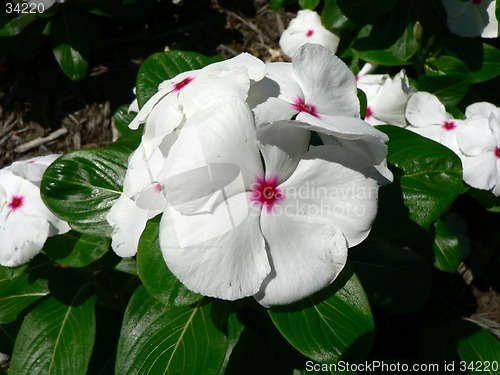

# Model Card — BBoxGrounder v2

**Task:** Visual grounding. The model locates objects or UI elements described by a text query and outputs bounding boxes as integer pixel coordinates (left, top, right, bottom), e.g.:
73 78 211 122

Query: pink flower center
173 76 194 92
365 106 373 120
7 195 24 211
306 29 314 37
251 176 284 212
154 183 163 194
495 147 500 159
441 120 456 131
292 97 319 118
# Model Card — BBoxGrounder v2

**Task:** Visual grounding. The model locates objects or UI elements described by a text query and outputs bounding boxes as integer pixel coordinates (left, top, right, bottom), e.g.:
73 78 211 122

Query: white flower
129 53 266 159
106 52 266 257
0 155 70 267
442 0 499 38
280 10 340 58
159 96 384 306
251 43 392 180
358 69 414 127
405 91 465 155
457 105 500 195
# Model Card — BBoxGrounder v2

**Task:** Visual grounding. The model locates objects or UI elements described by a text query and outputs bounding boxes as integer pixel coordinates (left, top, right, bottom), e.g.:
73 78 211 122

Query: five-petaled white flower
457 105 500 195
279 10 340 59
160 96 384 306
251 43 393 181
405 91 465 156
0 155 70 267
442 0 499 38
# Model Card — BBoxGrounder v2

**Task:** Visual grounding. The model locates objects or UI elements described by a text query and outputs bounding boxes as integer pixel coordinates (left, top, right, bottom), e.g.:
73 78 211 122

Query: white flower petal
465 101 498 119
161 96 262 213
457 122 495 156
256 120 310 182
481 0 499 38
160 195 269 301
297 113 389 144
202 52 267 82
406 91 448 127
255 212 347 307
106 194 153 257
407 124 445 144
0 210 49 267
368 71 412 126
128 87 171 130
265 62 303 103
462 152 498 190
9 154 60 183
293 44 359 117
252 97 299 126
278 145 380 247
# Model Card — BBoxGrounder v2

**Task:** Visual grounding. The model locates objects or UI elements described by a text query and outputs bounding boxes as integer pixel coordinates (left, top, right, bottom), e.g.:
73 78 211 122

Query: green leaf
351 38 410 66
299 0 320 9
113 104 141 144
116 285 227 375
452 320 500 373
389 23 419 62
0 272 49 324
425 55 470 77
322 0 355 30
469 44 500 83
338 0 386 25
9 287 96 375
41 143 133 237
357 88 367 119
432 219 461 273
136 50 222 108
137 218 201 306
43 231 110 268
350 238 432 314
417 74 470 107
269 267 374 363
49 10 92 81
0 13 38 37
376 126 464 230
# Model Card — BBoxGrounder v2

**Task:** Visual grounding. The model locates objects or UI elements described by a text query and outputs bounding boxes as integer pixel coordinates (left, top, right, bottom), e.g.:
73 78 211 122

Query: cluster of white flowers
405 92 500 196
0 155 70 267
108 43 392 306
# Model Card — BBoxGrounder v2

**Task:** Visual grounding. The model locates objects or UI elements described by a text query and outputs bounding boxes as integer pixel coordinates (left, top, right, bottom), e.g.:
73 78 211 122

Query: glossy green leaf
9 288 96 375
351 38 410 66
136 50 222 108
269 267 374 364
350 238 432 314
41 143 133 237
0 264 27 282
432 220 461 273
116 285 227 375
0 272 49 324
299 0 320 9
137 218 201 306
377 126 464 230
113 104 141 143
389 23 419 62
426 55 470 77
322 0 354 30
469 44 500 83
43 231 110 268
417 74 469 107
49 11 91 81
0 13 38 37
452 320 500 373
